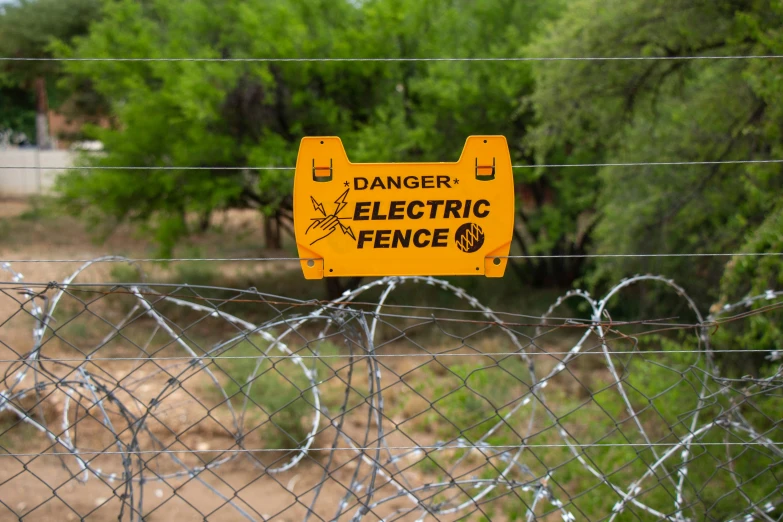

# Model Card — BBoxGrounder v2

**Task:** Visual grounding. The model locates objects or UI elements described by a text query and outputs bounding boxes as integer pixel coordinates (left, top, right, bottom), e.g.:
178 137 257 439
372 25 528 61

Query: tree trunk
34 77 51 150
325 278 344 301
264 213 281 249
199 211 211 232
273 214 283 248
325 277 363 301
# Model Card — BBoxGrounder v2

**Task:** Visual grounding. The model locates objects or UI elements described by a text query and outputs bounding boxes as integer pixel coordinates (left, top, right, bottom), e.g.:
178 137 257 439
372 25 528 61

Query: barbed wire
0 346 778 364
5 281 783 330
0 282 632 320
0 257 781 521
3 29 782 522
1 439 781 458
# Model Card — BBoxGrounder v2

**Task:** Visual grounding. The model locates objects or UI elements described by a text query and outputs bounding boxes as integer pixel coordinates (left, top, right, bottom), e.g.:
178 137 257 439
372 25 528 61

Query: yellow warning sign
293 136 514 279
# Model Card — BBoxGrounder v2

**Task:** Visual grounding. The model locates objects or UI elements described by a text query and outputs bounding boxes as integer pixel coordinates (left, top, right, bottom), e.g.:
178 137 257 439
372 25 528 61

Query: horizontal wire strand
4 349 781 363
500 253 783 259
2 283 778 329
0 166 294 170
2 257 305 263
2 49 781 520
2 252 782 263
3 158 783 170
2 55 783 63
0 285 670 322
512 159 783 168
0 442 780 458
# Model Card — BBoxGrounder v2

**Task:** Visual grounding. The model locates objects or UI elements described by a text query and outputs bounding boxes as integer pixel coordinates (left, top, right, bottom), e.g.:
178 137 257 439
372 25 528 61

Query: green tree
0 0 102 147
526 0 783 302
55 0 559 293
56 0 373 257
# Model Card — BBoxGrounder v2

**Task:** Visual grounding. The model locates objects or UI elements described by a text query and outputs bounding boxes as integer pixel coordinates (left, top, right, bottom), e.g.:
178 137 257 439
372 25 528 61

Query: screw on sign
292 136 515 278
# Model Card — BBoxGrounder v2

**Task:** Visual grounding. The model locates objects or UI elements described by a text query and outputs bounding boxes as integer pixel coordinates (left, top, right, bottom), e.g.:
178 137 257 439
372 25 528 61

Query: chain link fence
0 258 781 521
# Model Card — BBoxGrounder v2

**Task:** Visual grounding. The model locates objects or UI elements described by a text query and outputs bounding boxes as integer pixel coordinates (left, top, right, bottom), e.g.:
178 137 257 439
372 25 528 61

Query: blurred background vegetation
1 0 781 305
2 2 782 518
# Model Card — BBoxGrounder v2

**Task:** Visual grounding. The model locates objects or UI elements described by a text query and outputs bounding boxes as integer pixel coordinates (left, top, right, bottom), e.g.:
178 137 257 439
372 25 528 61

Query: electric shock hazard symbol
292 136 514 279
307 190 355 245
455 223 485 253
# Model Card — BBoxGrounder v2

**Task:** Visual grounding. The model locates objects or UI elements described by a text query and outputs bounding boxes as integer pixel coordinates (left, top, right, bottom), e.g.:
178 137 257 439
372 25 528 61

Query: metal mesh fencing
0 258 781 521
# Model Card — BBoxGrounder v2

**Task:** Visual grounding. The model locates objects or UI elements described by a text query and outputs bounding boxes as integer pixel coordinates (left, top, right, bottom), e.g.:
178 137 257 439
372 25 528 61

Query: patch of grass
0 218 10 241
63 321 89 340
412 357 530 444
527 342 779 521
0 414 38 451
396 337 780 520
173 261 222 287
213 337 343 450
110 263 143 283
18 196 60 221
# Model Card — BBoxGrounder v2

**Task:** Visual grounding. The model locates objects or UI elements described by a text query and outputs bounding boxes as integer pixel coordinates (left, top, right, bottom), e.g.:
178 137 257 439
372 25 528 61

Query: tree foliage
54 0 558 261
0 0 103 144
37 0 783 304
0 0 100 79
0 85 35 139
526 0 783 301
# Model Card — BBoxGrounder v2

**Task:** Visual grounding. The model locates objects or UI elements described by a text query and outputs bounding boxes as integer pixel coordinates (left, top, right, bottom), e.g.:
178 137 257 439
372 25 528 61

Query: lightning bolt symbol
339 223 356 240
333 189 349 216
310 196 326 216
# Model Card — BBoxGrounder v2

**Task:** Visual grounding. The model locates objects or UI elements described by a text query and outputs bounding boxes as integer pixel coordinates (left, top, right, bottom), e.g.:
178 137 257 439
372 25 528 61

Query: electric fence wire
2 44 783 522
0 258 781 521
2 252 783 264
3 158 783 170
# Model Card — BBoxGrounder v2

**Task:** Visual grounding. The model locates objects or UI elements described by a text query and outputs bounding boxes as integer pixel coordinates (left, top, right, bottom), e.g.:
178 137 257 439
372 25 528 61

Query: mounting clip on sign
293 136 514 279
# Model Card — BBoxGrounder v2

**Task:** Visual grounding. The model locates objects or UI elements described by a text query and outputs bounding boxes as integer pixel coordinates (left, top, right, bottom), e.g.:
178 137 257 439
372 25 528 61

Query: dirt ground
3 198 754 522
1 199 558 521
0 199 345 521
0 197 300 286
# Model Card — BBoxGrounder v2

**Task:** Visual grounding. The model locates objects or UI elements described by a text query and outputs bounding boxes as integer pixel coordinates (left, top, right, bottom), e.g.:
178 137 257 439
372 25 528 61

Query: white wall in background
0 149 74 196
